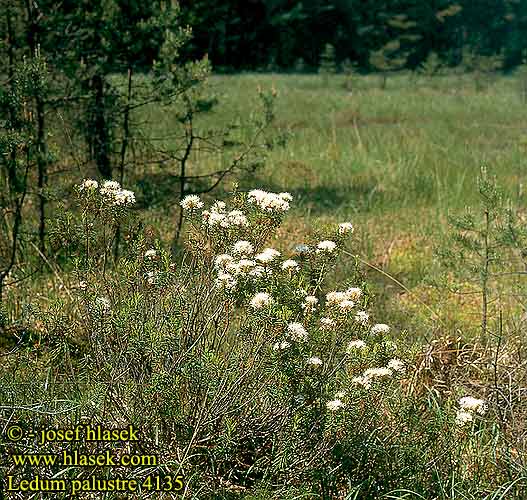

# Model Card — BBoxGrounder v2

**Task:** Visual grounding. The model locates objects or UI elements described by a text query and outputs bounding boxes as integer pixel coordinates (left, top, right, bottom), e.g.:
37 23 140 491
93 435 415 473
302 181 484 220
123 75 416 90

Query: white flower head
144 249 157 259
255 248 281 264
99 181 136 207
80 179 99 191
287 322 309 342
247 189 267 204
339 299 355 312
250 292 273 309
335 390 347 399
212 200 226 211
233 240 254 255
371 323 390 335
326 291 347 306
113 189 136 206
326 399 345 411
214 254 234 270
459 396 487 415
273 340 291 351
338 222 354 235
248 189 291 212
455 409 474 427
101 180 120 192
320 317 336 330
302 295 319 312
347 339 367 352
387 358 406 373
282 259 299 272
227 209 248 227
354 310 369 325
346 287 362 300
363 367 393 379
215 272 237 290
316 240 337 254
352 376 372 389
146 271 157 285
207 211 226 227
307 356 323 366
180 194 204 211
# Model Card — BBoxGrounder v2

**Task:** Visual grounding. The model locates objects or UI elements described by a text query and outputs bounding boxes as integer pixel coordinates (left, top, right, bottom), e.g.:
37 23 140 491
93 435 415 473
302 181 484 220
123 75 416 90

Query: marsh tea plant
2 181 507 499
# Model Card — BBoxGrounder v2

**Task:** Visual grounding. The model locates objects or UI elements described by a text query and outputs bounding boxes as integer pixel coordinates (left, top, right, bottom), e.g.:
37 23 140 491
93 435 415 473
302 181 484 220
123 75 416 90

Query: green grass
138 71 527 340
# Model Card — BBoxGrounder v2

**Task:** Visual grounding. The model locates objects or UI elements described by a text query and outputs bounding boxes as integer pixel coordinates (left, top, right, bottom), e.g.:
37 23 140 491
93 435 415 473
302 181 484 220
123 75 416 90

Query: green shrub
0 181 515 498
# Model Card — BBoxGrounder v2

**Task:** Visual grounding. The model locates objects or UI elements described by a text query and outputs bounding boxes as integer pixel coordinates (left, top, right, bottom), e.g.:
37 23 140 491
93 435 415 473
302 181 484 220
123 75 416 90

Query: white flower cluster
455 396 487 427
326 287 369 314
99 180 136 206
255 248 281 264
250 292 273 309
307 356 323 366
459 396 487 414
248 190 292 213
282 259 299 272
80 179 99 190
347 339 367 351
316 240 337 254
326 399 345 411
203 201 248 229
320 317 336 330
351 358 405 389
326 287 363 312
213 242 285 293
287 322 309 342
302 295 318 312
354 310 369 325
80 179 136 207
144 249 157 259
195 190 407 420
387 358 406 372
273 340 291 351
213 253 259 290
180 194 204 211
233 240 254 255
371 323 390 335
339 300 355 312
338 222 354 235
364 367 393 378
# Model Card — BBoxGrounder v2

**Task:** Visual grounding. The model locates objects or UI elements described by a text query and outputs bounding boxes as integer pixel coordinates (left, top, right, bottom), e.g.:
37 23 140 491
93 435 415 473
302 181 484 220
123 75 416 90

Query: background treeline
179 0 527 71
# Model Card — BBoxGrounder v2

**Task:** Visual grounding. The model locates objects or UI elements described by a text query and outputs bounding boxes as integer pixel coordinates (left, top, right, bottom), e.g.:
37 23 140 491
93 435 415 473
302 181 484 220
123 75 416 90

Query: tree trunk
92 74 112 179
114 66 133 261
36 96 47 254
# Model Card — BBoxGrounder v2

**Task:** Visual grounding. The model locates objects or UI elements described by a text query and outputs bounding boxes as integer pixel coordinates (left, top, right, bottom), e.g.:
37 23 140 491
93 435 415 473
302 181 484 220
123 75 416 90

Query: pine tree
319 43 337 84
0 52 49 301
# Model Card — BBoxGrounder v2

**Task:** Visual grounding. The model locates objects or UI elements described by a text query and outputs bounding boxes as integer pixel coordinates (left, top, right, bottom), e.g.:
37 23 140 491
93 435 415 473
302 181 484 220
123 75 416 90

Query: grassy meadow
142 71 527 339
